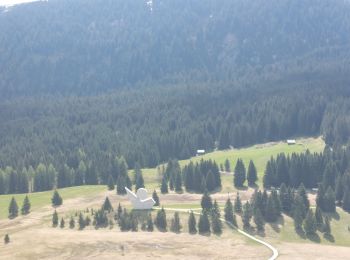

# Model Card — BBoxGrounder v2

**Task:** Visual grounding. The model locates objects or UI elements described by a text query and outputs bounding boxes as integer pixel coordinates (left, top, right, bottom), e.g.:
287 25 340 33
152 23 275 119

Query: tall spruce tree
160 175 168 194
211 212 222 235
155 207 167 232
198 211 210 234
342 186 350 212
297 184 309 211
146 213 154 232
224 198 234 224
247 160 258 186
21 195 31 215
69 216 75 229
234 192 242 214
170 212 182 233
4 234 10 244
303 209 317 236
174 171 183 193
254 208 265 232
52 190 63 207
323 186 336 213
8 197 18 219
234 159 246 187
101 197 113 212
107 175 115 190
315 206 324 231
201 192 213 212
52 210 59 227
242 202 253 229
188 211 197 234
323 216 331 235
60 217 65 228
152 190 160 206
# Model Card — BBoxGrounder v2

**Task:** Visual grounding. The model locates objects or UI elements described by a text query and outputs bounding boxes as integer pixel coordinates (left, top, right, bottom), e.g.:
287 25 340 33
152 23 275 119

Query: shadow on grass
295 227 306 239
268 216 284 233
324 233 335 243
306 233 321 243
326 211 340 221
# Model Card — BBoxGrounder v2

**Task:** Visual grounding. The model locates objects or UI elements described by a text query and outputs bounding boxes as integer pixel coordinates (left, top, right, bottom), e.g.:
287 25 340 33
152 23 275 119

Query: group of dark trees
234 159 258 188
8 195 31 219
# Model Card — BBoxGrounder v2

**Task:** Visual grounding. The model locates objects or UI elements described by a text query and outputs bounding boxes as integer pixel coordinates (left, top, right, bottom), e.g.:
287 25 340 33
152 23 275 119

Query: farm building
287 139 296 145
196 149 205 156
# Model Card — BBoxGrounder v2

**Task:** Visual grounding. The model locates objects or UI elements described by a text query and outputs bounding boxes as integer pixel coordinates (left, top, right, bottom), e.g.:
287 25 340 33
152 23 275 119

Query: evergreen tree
170 212 182 233
247 160 258 186
342 186 350 212
78 212 86 230
224 197 234 224
242 202 253 229
101 197 113 212
116 203 123 220
297 184 309 211
201 192 213 212
292 194 307 230
146 214 154 232
69 216 75 229
135 167 145 191
116 174 127 195
315 206 324 231
4 234 10 244
279 183 293 214
21 195 31 215
107 174 115 190
254 208 265 232
52 190 63 207
60 217 65 228
316 184 326 210
198 211 210 234
155 207 167 232
174 171 183 192
335 174 344 204
160 175 168 194
188 211 197 234
234 192 242 214
323 186 336 213
8 197 18 219
234 159 246 187
152 190 160 206
303 209 317 236
52 210 59 227
205 170 216 192
323 216 331 235
212 200 220 218
211 212 222 235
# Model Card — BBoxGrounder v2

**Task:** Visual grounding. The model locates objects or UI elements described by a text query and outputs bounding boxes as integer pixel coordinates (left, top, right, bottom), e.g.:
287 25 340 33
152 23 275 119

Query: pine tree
170 212 182 233
201 192 213 212
303 209 317 236
155 207 167 232
292 194 306 230
212 200 220 218
160 175 168 194
188 211 197 234
205 170 216 192
101 197 113 212
247 160 258 186
69 216 75 229
116 203 123 220
152 190 160 206
211 212 222 235
198 211 210 234
342 186 350 212
78 212 86 230
297 184 309 211
146 214 154 232
4 234 10 244
60 217 65 228
323 216 331 235
135 169 145 191
234 159 246 187
335 175 344 205
315 206 324 231
254 208 265 232
224 198 234 224
107 174 115 190
174 171 183 193
8 197 18 219
21 195 31 215
316 184 325 210
116 174 127 195
234 192 242 214
52 210 59 227
279 183 293 214
323 186 336 213
242 202 253 229
52 190 63 207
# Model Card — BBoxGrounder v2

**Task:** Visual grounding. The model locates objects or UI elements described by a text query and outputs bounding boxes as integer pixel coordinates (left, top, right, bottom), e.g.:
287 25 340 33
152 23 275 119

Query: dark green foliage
242 202 253 229
323 216 331 235
188 211 197 234
279 183 293 214
107 175 115 191
85 216 91 226
78 213 86 230
160 175 169 194
8 197 18 219
201 192 213 212
264 191 281 223
52 190 63 207
52 210 59 227
152 190 160 206
155 207 167 232
297 184 310 212
21 195 31 215
94 209 108 228
60 218 65 228
254 208 265 232
315 206 324 231
211 212 222 235
198 211 210 235
131 214 138 232
69 216 75 229
4 234 10 244
335 174 344 204
146 214 154 232
303 209 317 236
323 186 336 213
224 159 230 172
224 198 234 224
342 186 350 212
247 160 258 186
101 197 113 212
170 212 182 233
134 164 145 191
116 203 123 220
174 171 183 193
292 194 306 231
234 159 246 187
234 192 242 214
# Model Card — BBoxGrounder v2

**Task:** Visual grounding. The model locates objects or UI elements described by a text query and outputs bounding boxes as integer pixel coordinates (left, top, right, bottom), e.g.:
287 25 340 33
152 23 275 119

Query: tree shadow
256 229 266 237
235 186 248 191
268 216 284 233
324 233 335 243
306 233 321 243
295 227 306 239
326 211 340 221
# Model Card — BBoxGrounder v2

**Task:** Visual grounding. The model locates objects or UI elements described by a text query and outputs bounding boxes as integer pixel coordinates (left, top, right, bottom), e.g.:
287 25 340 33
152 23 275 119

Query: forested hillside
1 0 350 180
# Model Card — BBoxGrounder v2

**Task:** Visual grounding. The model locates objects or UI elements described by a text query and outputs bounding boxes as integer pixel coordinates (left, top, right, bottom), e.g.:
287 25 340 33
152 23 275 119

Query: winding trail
155 207 278 260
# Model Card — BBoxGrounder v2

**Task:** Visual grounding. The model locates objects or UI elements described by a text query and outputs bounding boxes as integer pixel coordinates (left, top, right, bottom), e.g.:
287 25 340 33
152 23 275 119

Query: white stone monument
125 187 155 210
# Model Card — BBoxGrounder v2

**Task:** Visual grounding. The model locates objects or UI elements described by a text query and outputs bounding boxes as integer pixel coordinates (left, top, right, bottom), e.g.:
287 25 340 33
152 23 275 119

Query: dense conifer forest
0 0 350 194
